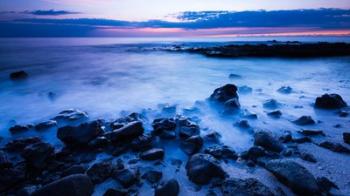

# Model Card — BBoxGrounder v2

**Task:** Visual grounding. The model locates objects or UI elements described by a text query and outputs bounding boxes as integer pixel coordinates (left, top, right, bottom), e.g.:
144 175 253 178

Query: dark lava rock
315 93 347 109
152 118 177 139
204 145 237 160
319 141 350 154
265 159 320 195
103 188 128 196
298 130 325 136
5 137 41 152
238 85 253 94
263 99 280 110
317 177 338 193
209 84 240 110
0 166 25 192
240 146 265 161
22 142 54 169
9 124 33 134
293 116 315 125
178 118 200 139
62 165 86 177
54 109 88 121
141 148 164 160
300 152 317 163
57 120 103 146
31 174 93 196
87 161 114 184
0 150 12 169
343 132 350 144
180 135 203 155
142 170 162 184
10 70 28 80
186 153 226 184
35 120 57 131
221 178 275 196
254 131 283 152
105 121 144 142
155 179 180 196
267 110 282 118
131 134 153 151
113 169 138 188
235 120 250 129
277 86 293 94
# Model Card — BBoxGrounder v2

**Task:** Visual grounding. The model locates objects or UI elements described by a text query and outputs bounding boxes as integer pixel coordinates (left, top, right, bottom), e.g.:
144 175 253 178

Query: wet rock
267 110 282 118
0 150 12 169
10 70 28 80
0 166 25 192
315 93 347 109
263 99 281 110
186 153 226 184
293 116 315 125
265 159 320 195
105 121 144 142
235 120 250 129
209 84 240 110
22 142 54 169
141 148 164 160
279 131 292 143
9 124 33 134
34 120 57 131
31 174 93 196
317 177 338 193
292 136 312 144
61 165 86 177
242 111 258 119
238 85 253 94
180 135 203 155
319 141 350 154
155 179 180 196
103 188 128 196
228 73 242 79
178 118 200 139
152 118 177 139
88 136 109 149
221 178 275 196
343 132 350 144
113 168 138 188
131 134 153 151
142 170 162 184
223 98 241 112
5 137 42 152
204 145 237 160
338 110 349 117
240 146 265 161
54 109 88 121
86 161 114 184
254 131 284 152
277 86 293 94
300 152 317 163
203 131 221 143
298 130 325 136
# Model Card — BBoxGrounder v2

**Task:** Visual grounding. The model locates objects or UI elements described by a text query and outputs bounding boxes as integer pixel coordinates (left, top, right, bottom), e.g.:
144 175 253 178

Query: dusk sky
1 0 350 37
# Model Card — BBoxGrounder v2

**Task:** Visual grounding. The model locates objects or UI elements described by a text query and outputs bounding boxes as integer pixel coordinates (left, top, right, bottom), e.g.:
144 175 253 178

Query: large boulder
254 131 283 152
178 118 200 139
265 159 319 195
57 120 103 146
105 121 144 142
31 174 93 196
155 179 180 196
21 142 54 169
315 94 347 109
221 178 275 196
186 153 226 184
209 84 240 110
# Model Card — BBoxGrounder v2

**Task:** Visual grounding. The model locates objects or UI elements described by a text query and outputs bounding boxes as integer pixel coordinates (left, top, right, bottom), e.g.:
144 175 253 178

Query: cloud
26 10 80 16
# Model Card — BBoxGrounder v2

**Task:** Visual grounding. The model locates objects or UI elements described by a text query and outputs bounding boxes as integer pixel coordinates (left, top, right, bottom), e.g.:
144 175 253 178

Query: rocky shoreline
1 82 350 196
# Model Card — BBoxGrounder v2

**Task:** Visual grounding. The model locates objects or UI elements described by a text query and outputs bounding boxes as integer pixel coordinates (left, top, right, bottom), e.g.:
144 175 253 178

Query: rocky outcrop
315 94 347 109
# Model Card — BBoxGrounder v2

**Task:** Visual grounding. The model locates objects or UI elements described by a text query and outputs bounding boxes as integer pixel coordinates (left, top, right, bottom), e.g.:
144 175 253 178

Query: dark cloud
26 10 80 16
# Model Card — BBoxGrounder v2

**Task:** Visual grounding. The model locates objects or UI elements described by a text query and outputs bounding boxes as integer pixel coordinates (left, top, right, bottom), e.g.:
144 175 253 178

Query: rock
209 84 240 110
141 148 164 160
223 98 241 111
267 110 282 118
103 188 128 196
315 93 347 109
9 124 33 134
300 152 317 163
277 86 293 94
343 132 350 144
142 170 162 184
35 120 57 131
292 136 312 143
240 146 265 161
319 141 350 154
57 120 103 146
254 131 283 152
88 136 109 149
293 116 315 125
238 85 253 94
9 70 28 80
178 118 200 139
105 121 144 142
0 166 25 192
0 150 12 169
298 130 325 136
186 153 226 184
180 135 203 155
152 118 177 139
338 110 349 117
5 137 42 152
228 74 242 79
22 142 54 169
221 178 275 196
113 169 137 188
155 179 180 196
61 165 86 177
204 145 237 160
131 134 153 151
54 109 88 121
31 174 93 196
279 131 292 143
86 161 114 184
265 159 320 195
263 99 280 110
317 177 338 193
235 120 250 129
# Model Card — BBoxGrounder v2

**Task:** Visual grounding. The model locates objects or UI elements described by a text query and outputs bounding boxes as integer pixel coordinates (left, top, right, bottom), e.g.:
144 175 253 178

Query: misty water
1 37 350 195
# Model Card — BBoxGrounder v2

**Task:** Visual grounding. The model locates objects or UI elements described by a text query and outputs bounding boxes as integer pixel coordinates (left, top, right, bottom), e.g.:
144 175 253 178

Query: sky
1 0 350 37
